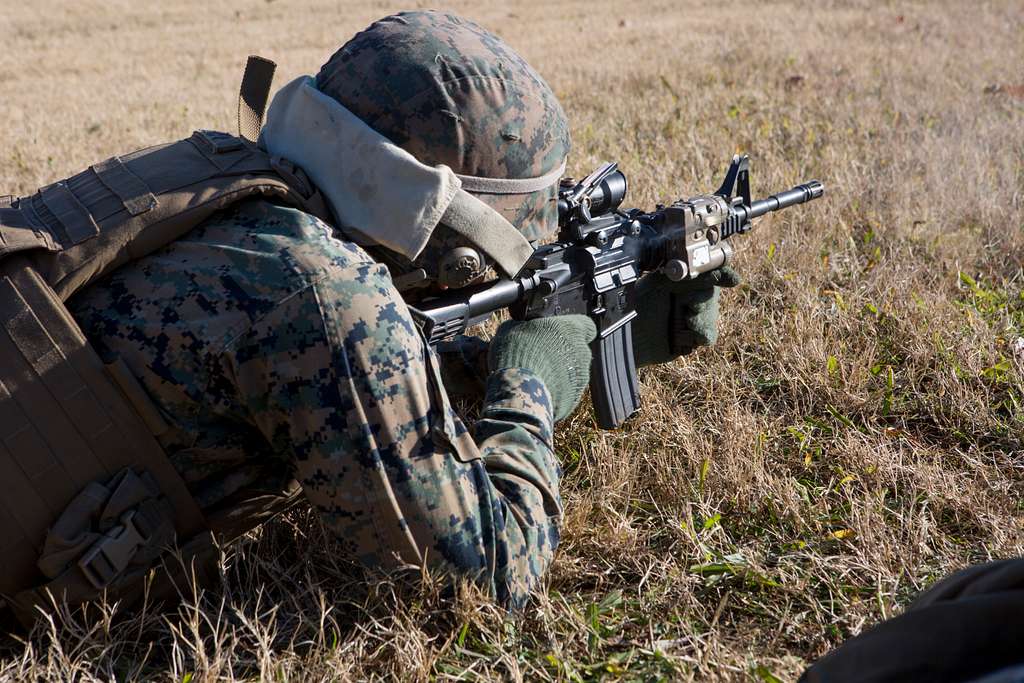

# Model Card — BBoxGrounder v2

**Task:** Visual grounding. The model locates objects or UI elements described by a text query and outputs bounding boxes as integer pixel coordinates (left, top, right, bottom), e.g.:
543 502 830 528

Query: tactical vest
0 119 332 627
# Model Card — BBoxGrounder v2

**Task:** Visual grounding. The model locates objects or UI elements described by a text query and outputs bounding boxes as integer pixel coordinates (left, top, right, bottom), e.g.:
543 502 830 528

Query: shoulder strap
1 130 332 301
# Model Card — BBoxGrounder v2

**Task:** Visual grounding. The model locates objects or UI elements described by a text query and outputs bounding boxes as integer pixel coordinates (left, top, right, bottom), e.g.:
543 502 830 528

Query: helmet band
455 158 566 195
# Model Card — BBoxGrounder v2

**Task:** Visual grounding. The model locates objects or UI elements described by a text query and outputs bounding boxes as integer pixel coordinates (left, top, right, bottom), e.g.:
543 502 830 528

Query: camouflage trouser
69 199 562 606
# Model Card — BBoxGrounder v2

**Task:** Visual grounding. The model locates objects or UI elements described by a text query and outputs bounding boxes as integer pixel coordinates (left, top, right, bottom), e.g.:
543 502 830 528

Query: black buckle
77 510 153 590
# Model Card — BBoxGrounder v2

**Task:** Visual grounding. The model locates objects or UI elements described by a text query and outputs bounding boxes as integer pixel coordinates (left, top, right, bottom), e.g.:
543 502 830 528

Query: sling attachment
238 56 277 143
0 196 13 209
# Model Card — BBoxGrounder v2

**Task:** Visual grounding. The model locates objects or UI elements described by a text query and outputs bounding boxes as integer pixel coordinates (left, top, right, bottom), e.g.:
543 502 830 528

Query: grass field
2 1 1023 680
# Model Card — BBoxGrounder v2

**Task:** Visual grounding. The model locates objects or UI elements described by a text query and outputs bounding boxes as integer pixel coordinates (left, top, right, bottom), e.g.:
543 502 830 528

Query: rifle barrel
745 180 824 220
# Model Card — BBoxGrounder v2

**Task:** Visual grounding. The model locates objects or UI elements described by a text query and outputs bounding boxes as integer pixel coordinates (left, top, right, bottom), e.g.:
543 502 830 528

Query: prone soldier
0 11 738 624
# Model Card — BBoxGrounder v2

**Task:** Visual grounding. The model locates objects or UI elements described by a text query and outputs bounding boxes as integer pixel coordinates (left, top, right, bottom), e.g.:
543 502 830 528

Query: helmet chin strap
442 158 567 278
440 189 535 279
387 183 547 293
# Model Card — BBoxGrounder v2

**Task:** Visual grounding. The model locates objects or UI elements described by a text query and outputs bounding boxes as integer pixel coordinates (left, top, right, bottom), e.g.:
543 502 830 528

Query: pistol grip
590 316 641 429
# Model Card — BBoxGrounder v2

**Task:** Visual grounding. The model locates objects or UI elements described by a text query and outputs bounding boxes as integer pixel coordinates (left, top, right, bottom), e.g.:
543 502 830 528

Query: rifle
411 155 824 428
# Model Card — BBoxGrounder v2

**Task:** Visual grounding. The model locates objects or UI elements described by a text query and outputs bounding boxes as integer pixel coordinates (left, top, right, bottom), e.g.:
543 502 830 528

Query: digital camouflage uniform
67 10 574 608
3 9 732 621
69 199 561 606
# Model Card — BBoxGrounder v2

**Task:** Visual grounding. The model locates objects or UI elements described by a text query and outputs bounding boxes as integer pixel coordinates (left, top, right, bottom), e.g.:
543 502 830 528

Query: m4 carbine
412 155 824 428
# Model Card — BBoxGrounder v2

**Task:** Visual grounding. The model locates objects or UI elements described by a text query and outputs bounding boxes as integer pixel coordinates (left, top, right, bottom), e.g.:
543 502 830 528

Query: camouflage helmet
316 10 571 287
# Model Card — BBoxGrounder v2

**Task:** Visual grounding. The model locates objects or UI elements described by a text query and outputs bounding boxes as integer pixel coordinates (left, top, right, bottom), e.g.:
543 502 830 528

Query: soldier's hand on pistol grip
436 335 491 399
631 265 741 367
488 315 597 422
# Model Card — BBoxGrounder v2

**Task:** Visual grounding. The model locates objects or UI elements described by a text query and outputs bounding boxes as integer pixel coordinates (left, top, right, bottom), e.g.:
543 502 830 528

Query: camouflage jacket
68 199 562 606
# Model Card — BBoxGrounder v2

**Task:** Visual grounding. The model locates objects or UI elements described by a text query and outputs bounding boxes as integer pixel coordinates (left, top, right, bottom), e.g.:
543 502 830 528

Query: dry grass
2 0 1024 680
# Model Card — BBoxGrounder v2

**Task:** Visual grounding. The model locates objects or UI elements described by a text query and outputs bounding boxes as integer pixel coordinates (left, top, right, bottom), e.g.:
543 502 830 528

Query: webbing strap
455 158 567 195
39 182 99 246
91 157 157 217
441 189 535 277
105 356 169 437
238 56 276 142
0 221 53 258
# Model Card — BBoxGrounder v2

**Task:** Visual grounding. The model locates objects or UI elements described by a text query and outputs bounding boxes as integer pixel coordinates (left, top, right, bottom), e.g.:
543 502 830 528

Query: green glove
488 315 597 422
631 265 741 367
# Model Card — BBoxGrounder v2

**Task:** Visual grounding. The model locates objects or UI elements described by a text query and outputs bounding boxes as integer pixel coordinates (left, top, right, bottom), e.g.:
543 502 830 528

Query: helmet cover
316 10 571 283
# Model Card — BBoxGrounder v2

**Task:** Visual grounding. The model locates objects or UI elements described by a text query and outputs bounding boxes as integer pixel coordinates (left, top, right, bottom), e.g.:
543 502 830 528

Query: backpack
0 58 330 627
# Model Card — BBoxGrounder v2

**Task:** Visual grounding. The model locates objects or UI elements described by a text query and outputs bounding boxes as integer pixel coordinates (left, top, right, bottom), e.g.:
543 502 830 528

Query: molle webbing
0 259 205 598
0 130 330 301
0 130 330 617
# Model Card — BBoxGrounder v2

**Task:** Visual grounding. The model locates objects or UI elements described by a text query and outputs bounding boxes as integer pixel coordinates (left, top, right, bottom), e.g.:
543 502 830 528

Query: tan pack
0 64 330 625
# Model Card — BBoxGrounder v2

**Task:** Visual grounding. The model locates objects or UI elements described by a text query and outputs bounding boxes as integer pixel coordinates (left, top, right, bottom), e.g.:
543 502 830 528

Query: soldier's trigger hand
487 315 597 422
436 335 490 399
631 265 741 368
